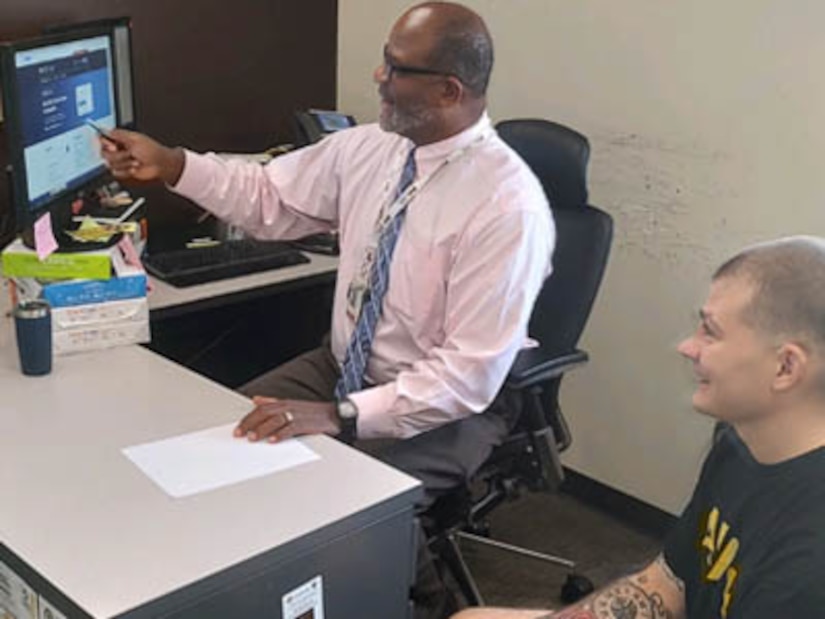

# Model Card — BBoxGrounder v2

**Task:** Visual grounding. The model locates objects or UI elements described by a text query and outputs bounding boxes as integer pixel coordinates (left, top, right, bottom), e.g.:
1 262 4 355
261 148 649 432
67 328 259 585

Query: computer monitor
44 16 137 129
0 27 120 239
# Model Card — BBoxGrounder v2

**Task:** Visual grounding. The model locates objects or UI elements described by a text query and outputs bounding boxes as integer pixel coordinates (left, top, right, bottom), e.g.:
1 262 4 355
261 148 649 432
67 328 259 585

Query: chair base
455 531 576 569
433 533 486 607
433 528 594 608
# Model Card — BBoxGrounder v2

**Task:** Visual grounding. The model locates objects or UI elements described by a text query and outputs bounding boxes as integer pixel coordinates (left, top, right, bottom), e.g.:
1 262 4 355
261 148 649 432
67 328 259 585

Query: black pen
86 118 124 149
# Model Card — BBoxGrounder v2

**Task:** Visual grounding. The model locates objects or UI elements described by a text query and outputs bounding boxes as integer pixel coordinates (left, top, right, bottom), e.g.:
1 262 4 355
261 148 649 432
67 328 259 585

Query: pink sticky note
118 234 142 268
117 234 152 292
34 212 59 261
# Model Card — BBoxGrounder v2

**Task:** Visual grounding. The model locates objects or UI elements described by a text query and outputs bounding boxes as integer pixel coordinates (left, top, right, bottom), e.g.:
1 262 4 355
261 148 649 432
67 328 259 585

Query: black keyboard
144 239 310 287
291 231 340 256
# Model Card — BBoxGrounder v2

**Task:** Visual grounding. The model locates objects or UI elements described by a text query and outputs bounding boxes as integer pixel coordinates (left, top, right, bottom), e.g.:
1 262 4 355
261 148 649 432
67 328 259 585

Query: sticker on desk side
0 559 38 619
281 575 324 619
37 596 66 619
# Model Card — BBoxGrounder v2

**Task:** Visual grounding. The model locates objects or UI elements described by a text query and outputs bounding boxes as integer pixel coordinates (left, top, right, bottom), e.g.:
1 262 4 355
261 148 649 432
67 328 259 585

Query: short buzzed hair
714 236 825 354
421 2 494 97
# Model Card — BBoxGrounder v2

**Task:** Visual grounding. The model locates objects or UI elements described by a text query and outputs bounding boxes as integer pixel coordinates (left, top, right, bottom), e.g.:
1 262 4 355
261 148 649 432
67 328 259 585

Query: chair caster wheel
561 573 595 604
466 522 490 537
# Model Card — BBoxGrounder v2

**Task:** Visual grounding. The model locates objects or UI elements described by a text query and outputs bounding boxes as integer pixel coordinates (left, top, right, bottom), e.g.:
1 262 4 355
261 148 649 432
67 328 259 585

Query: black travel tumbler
14 300 52 376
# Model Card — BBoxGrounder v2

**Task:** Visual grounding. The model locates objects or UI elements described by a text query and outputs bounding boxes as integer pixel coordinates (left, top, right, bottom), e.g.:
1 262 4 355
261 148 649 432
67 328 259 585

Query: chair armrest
506 348 589 390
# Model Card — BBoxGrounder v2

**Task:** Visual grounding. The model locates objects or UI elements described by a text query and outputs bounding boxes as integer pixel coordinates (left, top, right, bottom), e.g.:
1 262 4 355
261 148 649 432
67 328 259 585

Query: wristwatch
336 399 359 444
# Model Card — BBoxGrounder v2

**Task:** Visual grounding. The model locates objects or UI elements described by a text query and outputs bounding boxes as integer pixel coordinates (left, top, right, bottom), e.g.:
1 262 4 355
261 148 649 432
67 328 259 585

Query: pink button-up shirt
173 114 554 439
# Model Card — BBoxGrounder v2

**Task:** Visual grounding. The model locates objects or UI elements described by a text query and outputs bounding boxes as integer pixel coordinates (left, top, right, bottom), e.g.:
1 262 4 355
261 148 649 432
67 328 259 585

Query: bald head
714 236 825 354
398 2 494 97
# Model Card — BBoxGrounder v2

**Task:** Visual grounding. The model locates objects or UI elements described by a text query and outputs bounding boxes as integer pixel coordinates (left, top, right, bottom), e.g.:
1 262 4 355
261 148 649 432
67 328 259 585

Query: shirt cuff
348 383 400 439
171 150 211 199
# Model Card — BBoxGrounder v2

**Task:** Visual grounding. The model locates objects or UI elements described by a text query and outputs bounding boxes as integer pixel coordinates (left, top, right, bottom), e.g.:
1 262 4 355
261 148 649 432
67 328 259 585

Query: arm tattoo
552 573 677 619
654 553 685 594
552 610 597 619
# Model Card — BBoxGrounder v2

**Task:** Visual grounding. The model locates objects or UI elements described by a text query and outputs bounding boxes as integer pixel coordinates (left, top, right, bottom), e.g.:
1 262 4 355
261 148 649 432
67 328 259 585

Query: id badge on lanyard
345 190 410 323
344 132 488 323
346 248 374 322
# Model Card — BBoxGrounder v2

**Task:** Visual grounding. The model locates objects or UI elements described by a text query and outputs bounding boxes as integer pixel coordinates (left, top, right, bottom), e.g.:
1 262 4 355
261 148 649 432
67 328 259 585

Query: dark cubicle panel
0 139 11 249
0 0 339 240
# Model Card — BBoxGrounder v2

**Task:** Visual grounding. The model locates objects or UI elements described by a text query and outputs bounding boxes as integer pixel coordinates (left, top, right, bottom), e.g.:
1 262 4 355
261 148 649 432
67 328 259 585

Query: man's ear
774 342 809 392
440 76 464 106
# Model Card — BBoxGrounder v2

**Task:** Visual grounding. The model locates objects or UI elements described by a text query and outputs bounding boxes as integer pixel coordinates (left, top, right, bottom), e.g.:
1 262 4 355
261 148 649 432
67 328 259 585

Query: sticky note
34 212 59 261
118 234 142 267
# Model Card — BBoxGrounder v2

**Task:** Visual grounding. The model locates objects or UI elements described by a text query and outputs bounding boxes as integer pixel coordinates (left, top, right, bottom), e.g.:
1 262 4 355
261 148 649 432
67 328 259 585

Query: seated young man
453 236 825 618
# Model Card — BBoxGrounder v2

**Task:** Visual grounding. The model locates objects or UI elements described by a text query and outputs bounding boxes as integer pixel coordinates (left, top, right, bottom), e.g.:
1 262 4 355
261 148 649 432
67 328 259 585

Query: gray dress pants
240 338 521 619
241 344 524 617
239 342 521 511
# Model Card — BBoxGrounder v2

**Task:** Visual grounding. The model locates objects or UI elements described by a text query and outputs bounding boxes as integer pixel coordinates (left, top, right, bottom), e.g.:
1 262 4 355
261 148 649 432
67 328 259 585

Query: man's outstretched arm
451 554 686 619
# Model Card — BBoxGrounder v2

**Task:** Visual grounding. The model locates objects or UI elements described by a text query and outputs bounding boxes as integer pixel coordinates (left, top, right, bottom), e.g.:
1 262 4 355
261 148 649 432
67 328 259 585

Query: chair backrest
496 119 612 355
426 120 614 542
497 119 589 209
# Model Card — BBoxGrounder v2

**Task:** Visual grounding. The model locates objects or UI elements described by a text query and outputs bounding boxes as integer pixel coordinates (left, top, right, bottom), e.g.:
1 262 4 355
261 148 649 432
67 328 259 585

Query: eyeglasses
382 46 455 80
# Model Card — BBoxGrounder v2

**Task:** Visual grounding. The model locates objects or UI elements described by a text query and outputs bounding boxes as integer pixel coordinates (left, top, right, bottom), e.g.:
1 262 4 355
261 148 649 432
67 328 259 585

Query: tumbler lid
14 300 50 319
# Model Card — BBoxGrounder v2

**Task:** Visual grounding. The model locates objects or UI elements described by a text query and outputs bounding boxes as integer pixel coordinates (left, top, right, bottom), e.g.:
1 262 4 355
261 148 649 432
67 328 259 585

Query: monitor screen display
43 16 136 129
11 34 117 213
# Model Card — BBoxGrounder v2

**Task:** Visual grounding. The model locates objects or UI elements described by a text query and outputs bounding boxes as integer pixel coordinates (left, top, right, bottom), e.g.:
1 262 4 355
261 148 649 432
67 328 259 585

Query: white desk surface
0 289 419 618
148 253 339 312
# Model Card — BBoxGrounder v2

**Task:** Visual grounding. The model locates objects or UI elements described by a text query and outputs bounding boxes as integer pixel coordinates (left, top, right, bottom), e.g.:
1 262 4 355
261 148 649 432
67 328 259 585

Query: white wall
338 0 825 514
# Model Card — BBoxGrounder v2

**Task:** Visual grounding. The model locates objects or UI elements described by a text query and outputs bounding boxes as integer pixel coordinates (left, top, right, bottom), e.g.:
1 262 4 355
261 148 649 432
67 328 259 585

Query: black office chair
427 119 614 607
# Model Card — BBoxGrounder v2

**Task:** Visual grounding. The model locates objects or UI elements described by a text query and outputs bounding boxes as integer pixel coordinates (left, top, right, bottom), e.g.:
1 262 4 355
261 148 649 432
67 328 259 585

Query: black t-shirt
664 424 825 618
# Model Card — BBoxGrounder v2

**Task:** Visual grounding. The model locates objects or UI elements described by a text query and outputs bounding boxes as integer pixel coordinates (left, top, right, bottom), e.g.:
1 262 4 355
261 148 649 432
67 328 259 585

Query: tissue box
1 238 113 280
51 297 150 355
12 266 147 308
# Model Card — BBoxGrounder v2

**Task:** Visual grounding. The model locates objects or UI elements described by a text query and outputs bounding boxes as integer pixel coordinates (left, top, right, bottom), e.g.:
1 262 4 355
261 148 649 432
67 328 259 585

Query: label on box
51 298 148 330
51 298 150 356
53 319 150 356
41 274 146 308
1 239 112 281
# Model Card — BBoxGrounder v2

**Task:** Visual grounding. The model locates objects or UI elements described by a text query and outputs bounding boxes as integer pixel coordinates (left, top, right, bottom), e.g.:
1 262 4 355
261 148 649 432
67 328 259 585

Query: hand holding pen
86 118 125 150
93 122 186 186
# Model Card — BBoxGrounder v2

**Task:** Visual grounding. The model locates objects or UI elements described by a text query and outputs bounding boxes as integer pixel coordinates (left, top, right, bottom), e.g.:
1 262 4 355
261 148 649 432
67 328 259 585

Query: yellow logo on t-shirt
700 507 740 618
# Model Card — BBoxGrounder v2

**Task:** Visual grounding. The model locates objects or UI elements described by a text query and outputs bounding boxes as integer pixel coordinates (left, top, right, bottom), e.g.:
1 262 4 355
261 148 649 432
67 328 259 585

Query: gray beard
379 102 437 138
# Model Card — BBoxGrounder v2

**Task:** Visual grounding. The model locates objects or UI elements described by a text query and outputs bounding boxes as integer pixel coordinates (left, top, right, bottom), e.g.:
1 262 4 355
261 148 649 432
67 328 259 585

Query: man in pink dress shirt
104 5 553 614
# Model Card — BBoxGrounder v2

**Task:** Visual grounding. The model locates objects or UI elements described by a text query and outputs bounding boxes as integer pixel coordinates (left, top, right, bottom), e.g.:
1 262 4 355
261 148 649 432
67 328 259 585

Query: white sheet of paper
122 423 320 498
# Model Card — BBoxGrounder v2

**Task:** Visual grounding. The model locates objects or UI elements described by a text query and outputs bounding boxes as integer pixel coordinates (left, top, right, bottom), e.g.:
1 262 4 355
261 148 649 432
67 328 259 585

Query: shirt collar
411 112 492 167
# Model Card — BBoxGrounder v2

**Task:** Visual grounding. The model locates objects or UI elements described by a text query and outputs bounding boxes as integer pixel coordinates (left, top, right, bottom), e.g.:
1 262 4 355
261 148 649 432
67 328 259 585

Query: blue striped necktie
335 148 417 400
